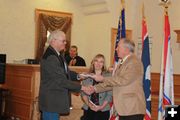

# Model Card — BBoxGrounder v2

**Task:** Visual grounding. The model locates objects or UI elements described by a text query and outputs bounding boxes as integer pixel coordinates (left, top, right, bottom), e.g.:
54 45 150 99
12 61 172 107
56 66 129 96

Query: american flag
110 1 126 119
158 10 174 120
113 2 126 71
141 10 151 120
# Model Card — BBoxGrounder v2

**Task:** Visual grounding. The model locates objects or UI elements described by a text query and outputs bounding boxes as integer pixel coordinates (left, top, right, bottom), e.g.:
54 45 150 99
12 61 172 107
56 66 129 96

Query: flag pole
142 2 145 48
142 2 145 19
158 1 172 120
158 24 165 120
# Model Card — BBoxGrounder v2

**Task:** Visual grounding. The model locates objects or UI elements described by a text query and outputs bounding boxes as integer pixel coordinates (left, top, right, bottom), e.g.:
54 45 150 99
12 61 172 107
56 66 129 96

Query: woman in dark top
81 54 112 120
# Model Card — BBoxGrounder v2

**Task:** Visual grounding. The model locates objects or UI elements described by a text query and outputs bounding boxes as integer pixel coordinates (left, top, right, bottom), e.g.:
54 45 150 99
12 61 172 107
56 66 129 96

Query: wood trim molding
34 9 73 59
35 9 72 18
174 30 180 43
110 28 132 65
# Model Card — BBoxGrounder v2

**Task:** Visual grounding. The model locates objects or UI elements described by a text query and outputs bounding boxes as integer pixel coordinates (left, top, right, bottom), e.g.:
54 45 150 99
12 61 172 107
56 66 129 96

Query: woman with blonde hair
81 54 112 120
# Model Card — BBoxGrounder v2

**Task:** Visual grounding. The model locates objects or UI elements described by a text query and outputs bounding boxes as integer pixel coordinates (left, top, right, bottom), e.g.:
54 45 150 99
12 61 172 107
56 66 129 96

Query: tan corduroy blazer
95 54 146 116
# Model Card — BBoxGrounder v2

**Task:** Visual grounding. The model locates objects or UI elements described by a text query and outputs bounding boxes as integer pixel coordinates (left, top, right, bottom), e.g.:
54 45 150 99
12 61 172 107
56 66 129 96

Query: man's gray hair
48 29 66 43
122 38 135 53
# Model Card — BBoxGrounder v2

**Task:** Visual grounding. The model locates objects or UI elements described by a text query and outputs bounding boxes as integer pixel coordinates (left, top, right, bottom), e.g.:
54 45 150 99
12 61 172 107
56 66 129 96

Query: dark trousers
119 114 144 120
81 109 110 120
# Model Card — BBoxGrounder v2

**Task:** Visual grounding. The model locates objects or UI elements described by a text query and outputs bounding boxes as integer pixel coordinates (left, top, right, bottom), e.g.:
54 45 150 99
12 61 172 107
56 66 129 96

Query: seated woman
81 54 112 120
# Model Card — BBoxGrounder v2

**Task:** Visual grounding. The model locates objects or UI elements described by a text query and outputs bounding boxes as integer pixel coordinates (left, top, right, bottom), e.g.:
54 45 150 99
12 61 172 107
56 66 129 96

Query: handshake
79 73 105 95
81 85 95 95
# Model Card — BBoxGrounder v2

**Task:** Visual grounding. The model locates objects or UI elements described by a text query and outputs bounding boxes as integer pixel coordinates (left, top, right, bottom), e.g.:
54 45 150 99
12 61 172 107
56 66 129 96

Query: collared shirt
55 49 60 56
120 54 132 64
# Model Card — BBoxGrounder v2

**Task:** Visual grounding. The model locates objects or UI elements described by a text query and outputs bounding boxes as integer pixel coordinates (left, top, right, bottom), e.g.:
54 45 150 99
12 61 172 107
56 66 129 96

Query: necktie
59 54 70 79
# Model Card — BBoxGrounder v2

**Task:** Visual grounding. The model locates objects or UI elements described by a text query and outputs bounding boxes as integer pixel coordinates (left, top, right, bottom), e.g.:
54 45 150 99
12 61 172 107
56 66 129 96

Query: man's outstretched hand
90 74 104 82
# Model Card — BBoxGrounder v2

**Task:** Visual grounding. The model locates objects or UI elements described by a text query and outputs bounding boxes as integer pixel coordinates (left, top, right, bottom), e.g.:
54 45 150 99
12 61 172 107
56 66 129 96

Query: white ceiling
78 0 109 15
80 0 107 7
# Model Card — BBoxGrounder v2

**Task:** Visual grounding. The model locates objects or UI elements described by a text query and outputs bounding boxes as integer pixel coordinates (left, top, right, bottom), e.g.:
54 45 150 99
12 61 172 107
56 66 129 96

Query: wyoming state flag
141 13 151 120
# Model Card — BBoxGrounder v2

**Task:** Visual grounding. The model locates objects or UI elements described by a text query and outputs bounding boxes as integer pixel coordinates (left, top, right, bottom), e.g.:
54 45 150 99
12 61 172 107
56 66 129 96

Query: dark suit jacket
65 54 86 66
39 46 81 114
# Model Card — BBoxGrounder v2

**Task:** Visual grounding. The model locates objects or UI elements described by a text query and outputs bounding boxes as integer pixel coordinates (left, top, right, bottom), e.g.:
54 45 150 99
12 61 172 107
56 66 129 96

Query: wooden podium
1 64 88 120
1 64 40 120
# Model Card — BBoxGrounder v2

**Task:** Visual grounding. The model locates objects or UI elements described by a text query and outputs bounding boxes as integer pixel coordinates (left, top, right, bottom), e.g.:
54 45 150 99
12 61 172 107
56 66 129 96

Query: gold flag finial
121 0 125 9
159 0 171 7
159 0 171 15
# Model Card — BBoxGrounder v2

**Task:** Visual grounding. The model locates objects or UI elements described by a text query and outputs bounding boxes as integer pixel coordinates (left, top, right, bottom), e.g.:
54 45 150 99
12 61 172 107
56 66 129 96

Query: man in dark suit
39 30 87 120
65 45 86 66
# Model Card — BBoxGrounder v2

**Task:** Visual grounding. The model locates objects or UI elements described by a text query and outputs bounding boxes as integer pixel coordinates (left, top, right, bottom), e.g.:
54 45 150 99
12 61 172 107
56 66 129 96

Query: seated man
65 45 86 66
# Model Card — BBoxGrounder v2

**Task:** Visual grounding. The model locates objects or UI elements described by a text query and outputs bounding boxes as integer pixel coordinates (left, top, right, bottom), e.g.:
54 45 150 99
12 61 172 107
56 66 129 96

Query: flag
158 10 174 120
141 7 151 120
113 0 126 72
110 0 126 120
113 14 122 65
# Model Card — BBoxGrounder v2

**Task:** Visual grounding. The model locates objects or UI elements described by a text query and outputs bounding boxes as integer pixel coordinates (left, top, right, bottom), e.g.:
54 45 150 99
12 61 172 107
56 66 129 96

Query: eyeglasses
55 39 67 43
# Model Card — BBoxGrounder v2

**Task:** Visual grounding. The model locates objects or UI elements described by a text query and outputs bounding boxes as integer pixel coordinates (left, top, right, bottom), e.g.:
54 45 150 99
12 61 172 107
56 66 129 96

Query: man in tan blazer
90 39 146 120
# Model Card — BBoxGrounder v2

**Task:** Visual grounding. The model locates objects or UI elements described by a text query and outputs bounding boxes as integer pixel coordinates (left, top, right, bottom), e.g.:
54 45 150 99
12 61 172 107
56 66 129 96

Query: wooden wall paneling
151 73 180 120
174 30 180 43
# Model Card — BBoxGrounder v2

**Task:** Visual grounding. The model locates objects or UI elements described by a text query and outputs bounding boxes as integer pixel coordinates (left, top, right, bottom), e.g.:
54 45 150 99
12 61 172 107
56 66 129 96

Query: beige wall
133 0 180 74
0 0 84 63
71 0 136 67
0 0 179 73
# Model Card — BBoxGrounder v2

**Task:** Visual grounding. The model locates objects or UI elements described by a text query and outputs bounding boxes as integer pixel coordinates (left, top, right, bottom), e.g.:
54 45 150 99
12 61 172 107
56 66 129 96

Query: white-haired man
89 39 146 120
39 30 88 120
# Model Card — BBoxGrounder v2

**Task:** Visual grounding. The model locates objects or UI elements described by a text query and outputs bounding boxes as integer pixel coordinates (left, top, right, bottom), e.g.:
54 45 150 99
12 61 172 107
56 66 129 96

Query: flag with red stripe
158 10 174 120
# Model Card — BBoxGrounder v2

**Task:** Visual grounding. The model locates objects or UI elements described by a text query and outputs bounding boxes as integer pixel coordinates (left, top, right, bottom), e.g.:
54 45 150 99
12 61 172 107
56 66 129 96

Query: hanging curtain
36 13 72 61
